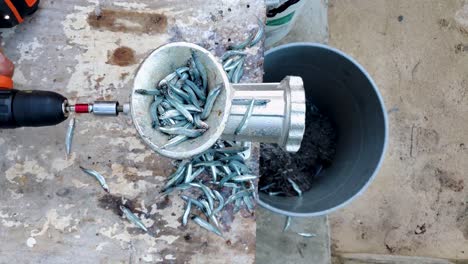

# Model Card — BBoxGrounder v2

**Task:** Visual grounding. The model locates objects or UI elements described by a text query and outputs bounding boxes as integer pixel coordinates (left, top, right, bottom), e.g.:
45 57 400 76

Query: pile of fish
222 18 264 83
259 177 303 197
162 141 257 236
135 51 222 149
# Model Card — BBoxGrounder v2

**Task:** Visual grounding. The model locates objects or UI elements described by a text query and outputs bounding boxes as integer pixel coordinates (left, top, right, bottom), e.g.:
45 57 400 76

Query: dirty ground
259 105 336 196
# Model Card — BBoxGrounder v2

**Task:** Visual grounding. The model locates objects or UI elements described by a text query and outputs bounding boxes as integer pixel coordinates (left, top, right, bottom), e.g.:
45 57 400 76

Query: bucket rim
258 42 389 217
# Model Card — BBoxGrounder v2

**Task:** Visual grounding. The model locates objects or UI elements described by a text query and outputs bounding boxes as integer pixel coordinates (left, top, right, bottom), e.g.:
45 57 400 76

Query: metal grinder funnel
132 42 306 159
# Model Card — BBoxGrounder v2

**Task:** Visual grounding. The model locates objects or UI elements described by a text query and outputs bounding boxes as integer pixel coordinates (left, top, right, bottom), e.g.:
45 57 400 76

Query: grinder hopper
131 42 306 160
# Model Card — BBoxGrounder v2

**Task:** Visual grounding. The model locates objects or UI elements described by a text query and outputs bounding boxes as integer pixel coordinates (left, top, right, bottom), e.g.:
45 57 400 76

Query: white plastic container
265 0 306 47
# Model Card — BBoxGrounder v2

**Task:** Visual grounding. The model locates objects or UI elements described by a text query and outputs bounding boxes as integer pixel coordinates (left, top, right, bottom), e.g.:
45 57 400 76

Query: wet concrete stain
120 72 130 80
55 188 71 197
455 43 468 54
95 76 105 88
156 196 171 210
414 223 426 235
436 168 464 192
107 46 136 66
414 127 439 155
87 9 167 34
148 213 169 234
438 18 450 28
98 193 139 217
124 170 144 182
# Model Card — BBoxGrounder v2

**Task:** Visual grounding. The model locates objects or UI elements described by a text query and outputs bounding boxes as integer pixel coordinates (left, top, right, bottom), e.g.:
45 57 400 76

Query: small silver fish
120 205 148 232
194 114 209 129
167 88 186 105
185 162 193 182
182 200 191 226
287 178 302 196
158 72 177 87
243 195 254 213
181 195 204 210
297 232 316 238
229 160 250 173
221 50 247 61
231 174 257 182
79 166 109 192
283 216 291 232
228 33 254 50
166 96 194 123
150 97 163 128
190 182 215 210
221 182 239 188
159 109 183 120
218 155 244 162
162 135 188 149
184 80 206 100
182 104 203 112
212 190 225 215
232 58 245 83
160 100 172 109
188 59 201 86
223 57 235 69
232 98 270 106
135 89 161 96
175 66 190 77
184 167 205 184
164 163 187 189
259 183 275 191
177 72 189 83
224 57 244 73
65 117 75 156
159 127 206 138
249 18 265 47
192 216 223 237
200 84 222 120
230 163 241 175
193 161 223 167
234 99 255 135
210 165 217 182
215 146 248 154
191 51 207 90
200 199 212 216
169 83 191 102
219 172 237 186
225 189 253 205
181 85 202 110
268 191 285 196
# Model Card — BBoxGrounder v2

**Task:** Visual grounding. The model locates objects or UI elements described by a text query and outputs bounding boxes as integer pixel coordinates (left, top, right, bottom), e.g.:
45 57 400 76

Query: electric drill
0 0 39 28
0 0 127 128
0 89 128 128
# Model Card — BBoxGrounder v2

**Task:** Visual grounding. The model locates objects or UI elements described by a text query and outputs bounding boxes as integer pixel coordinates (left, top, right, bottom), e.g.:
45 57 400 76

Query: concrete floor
328 0 468 262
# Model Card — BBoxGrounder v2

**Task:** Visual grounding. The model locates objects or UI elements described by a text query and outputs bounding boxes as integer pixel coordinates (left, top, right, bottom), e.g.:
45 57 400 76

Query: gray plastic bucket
258 43 388 217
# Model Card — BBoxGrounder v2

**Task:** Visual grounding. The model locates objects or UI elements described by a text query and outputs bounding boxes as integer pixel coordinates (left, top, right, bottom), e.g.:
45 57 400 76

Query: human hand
0 51 14 77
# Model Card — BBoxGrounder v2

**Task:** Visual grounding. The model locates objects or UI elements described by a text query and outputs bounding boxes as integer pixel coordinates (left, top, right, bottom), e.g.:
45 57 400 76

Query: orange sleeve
0 75 14 89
